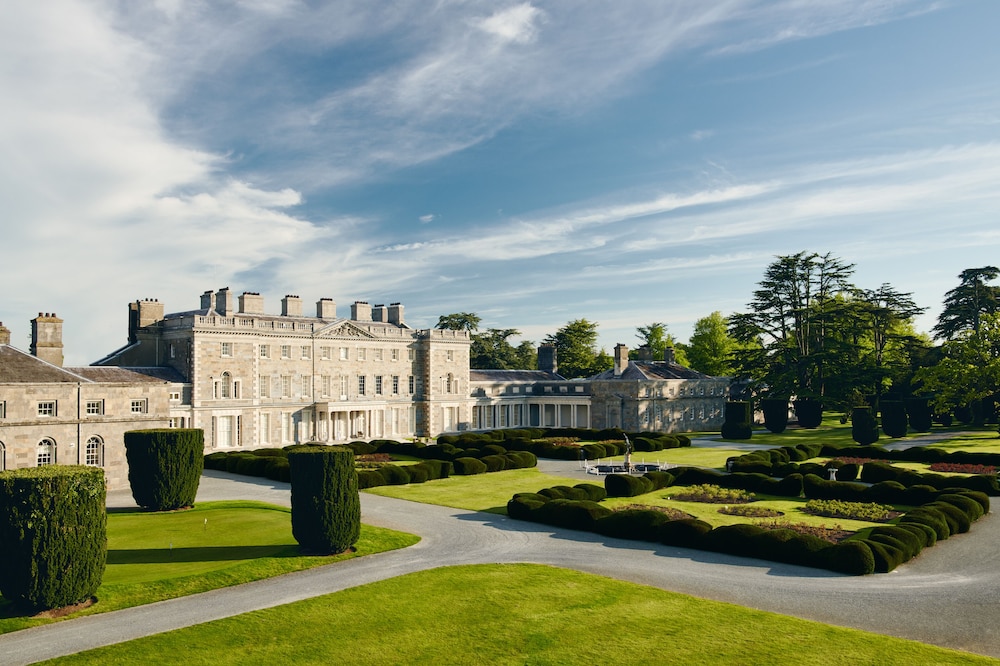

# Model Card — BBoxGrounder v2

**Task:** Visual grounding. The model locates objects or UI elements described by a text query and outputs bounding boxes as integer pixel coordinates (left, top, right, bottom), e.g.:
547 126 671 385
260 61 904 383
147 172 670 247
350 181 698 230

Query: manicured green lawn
364 468 582 513
0 501 418 634
45 564 997 666
595 446 743 469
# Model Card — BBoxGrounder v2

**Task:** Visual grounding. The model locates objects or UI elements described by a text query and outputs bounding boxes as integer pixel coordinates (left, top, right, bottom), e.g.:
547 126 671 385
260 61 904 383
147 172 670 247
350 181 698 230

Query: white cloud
419 214 436 223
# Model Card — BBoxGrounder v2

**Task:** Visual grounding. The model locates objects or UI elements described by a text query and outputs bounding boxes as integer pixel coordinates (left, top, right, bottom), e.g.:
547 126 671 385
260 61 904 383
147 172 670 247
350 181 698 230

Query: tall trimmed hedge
906 397 933 433
288 446 360 554
880 401 908 438
851 407 879 446
761 398 789 434
0 466 107 611
721 401 752 440
793 398 823 428
124 429 204 511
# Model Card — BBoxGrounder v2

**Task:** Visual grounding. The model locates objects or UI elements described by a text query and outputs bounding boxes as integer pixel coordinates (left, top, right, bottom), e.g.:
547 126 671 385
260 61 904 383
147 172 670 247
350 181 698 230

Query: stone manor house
0 288 728 488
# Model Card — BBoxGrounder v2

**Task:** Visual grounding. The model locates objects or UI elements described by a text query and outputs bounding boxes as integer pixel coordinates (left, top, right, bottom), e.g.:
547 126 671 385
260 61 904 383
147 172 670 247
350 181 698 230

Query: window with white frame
169 344 176 359
408 375 415 394
0 441 6 471
37 438 55 466
391 349 399 361
281 412 291 442
408 348 415 361
375 375 383 395
0 401 5 419
260 344 270 358
281 345 291 359
85 436 103 466
340 375 348 397
169 391 181 401
301 346 310 359
221 342 233 357
339 347 349 360
358 375 366 395
260 413 270 444
392 375 399 394
86 400 103 415
446 350 454 362
37 401 56 417
357 348 366 361
259 375 270 398
301 375 310 397
131 399 147 414
321 375 331 397
321 346 331 360
281 375 292 397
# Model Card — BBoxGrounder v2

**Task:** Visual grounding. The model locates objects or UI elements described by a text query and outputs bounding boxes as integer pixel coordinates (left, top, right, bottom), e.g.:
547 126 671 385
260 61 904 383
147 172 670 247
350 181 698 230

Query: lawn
364 467 583 512
0 501 418 634
44 564 998 666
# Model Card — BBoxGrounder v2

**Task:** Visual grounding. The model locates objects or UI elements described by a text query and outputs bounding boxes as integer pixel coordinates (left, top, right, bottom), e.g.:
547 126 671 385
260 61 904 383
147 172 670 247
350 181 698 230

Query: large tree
729 251 855 399
848 284 926 398
435 312 481 332
471 328 535 370
684 311 742 376
633 322 688 365
544 319 611 379
933 266 1000 340
916 313 1000 419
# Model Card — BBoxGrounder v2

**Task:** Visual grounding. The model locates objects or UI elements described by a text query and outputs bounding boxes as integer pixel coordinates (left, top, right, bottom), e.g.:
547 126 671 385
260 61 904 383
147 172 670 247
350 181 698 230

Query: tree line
436 254 1000 420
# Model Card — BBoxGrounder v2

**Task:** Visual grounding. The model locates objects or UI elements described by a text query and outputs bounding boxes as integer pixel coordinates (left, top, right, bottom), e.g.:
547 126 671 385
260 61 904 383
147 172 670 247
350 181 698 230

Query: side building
95 288 473 448
0 317 179 489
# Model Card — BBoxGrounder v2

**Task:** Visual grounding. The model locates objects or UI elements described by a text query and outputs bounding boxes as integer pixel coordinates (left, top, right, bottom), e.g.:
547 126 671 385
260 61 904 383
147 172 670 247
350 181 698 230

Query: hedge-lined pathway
2 468 999 664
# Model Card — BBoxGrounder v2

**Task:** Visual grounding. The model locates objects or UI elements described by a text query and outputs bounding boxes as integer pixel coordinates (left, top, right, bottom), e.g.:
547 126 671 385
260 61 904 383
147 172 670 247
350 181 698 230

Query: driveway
2 469 999 663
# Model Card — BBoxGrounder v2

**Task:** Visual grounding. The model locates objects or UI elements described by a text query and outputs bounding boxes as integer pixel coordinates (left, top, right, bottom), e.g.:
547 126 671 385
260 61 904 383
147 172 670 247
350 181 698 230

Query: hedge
880 401 908 438
288 446 360 554
125 428 204 511
793 398 823 428
721 401 753 440
761 398 789 434
0 466 107 610
906 397 933 432
851 407 879 446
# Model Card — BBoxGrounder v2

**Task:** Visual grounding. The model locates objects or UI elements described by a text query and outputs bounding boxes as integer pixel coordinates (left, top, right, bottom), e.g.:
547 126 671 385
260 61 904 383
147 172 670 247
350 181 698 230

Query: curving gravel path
2 467 1000 664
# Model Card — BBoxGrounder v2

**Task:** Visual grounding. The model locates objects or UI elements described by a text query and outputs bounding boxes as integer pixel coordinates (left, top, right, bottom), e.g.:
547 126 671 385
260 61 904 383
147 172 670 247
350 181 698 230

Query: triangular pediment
317 321 377 339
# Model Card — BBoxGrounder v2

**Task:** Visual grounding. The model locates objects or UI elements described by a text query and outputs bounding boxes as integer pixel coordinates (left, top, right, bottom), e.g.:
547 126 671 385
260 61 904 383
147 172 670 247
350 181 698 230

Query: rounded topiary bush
288 446 360 554
0 466 107 611
604 474 654 497
906 397 933 433
659 518 713 547
377 465 411 486
453 457 488 475
124 428 204 511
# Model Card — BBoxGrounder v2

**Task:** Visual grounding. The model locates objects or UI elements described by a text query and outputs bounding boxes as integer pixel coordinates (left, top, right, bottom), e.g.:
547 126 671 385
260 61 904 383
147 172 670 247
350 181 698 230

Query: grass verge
0 500 418 634
364 468 583 512
44 564 997 666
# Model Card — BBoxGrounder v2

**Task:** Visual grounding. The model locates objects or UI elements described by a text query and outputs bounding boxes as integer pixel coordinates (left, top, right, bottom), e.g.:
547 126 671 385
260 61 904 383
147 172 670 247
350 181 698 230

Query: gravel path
3 466 1000 663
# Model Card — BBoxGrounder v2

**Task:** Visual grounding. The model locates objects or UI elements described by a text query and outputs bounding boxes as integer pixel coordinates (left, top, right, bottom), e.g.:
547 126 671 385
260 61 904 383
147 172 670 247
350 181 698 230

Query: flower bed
615 504 694 521
669 484 755 504
719 505 783 518
928 462 996 475
755 519 851 544
803 499 898 522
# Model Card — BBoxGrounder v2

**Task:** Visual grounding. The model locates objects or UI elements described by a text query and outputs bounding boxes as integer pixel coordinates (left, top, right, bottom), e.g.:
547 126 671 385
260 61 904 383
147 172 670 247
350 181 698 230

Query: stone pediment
318 321 377 339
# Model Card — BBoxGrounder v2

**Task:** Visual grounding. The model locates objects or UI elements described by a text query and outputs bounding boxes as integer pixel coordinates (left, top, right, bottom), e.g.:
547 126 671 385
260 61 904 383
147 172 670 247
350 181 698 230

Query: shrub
761 398 789 434
659 518 713 547
721 401 753 440
700 523 766 556
533 499 613 531
574 483 608 501
264 457 291 483
880 401 908 438
900 508 951 541
936 493 985 522
0 466 107 611
819 541 875 575
288 446 360 554
670 484 755 504
453 457 488 475
480 455 509 472
595 509 672 542
804 499 895 521
906 397 933 433
506 495 547 520
604 474 654 497
793 398 823 428
124 428 204 511
851 407 879 446
862 538 908 573
356 469 385 490
377 465 411 486
643 471 675 490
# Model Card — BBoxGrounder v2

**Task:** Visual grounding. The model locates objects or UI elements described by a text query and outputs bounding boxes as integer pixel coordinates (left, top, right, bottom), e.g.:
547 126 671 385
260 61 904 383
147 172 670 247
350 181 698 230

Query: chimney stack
664 347 676 364
317 298 336 319
613 343 629 377
215 287 234 316
372 304 387 322
281 295 302 317
538 344 557 374
0 321 10 346
351 301 372 321
129 298 164 344
201 290 216 312
387 302 405 326
31 312 64 367
239 292 265 315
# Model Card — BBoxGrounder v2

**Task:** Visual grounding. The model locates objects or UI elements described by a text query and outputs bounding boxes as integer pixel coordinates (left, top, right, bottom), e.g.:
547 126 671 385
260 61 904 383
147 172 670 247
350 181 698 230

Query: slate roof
72 366 187 384
470 369 566 382
0 345 89 383
589 361 715 381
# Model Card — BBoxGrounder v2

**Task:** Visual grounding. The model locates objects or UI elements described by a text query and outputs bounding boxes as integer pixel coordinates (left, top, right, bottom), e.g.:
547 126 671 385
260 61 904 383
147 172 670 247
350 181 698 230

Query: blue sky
3 1 1000 365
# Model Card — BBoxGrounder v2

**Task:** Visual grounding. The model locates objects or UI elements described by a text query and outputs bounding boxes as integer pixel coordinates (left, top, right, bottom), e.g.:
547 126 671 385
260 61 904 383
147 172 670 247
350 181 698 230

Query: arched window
221 372 232 399
85 436 104 467
0 441 5 471
37 438 56 466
